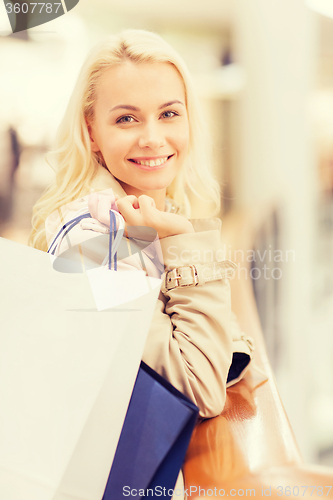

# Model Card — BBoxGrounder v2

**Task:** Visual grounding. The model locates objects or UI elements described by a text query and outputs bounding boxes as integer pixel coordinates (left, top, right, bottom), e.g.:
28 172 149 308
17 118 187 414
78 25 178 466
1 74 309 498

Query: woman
29 29 253 420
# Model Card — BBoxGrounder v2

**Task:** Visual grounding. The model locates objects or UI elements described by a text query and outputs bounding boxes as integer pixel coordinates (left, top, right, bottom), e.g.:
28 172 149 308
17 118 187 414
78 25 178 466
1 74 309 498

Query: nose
138 122 166 150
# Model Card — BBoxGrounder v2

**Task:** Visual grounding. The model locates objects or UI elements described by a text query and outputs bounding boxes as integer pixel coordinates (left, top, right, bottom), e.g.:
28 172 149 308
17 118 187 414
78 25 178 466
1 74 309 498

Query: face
88 61 190 202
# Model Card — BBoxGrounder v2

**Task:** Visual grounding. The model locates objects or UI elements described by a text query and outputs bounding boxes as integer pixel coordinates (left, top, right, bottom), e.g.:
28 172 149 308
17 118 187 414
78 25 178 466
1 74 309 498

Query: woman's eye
161 110 178 119
116 115 135 124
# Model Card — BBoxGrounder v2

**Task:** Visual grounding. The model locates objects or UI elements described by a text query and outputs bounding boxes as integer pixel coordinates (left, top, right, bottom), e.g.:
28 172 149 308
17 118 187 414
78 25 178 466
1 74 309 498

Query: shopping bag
48 223 163 310
0 236 161 500
103 361 199 500
46 194 163 310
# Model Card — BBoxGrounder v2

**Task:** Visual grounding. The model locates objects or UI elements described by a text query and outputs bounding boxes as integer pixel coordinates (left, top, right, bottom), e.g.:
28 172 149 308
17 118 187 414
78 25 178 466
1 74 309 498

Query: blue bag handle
47 211 119 271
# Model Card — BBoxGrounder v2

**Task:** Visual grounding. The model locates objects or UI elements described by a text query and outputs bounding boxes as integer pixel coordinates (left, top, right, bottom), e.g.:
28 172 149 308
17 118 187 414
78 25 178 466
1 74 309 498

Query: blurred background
1 0 333 466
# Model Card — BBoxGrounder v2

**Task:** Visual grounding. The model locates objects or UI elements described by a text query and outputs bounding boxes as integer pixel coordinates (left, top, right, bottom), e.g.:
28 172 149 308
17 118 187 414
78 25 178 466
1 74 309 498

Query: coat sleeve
141 228 238 419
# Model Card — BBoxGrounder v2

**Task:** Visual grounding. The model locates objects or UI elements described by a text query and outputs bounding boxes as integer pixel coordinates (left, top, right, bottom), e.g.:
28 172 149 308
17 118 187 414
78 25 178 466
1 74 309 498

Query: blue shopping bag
103 362 199 500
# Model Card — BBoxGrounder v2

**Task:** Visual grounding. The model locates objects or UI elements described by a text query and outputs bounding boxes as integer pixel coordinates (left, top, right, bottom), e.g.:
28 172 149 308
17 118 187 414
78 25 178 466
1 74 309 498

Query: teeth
133 157 169 167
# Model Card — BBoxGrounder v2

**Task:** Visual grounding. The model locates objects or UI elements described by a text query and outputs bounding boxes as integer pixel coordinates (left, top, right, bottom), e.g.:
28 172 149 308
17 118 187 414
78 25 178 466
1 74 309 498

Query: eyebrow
109 100 185 113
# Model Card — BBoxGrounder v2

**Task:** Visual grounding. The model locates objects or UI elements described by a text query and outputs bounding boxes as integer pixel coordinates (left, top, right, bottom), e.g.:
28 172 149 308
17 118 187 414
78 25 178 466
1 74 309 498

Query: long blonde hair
29 29 220 251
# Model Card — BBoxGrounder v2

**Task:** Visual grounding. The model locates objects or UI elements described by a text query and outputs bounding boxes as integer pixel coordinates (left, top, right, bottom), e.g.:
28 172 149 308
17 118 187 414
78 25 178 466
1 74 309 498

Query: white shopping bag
87 268 162 310
0 237 161 500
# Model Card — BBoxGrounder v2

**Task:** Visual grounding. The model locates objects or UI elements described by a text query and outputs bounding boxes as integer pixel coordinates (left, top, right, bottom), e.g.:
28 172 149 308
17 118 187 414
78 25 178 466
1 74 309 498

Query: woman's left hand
87 191 118 226
80 191 121 233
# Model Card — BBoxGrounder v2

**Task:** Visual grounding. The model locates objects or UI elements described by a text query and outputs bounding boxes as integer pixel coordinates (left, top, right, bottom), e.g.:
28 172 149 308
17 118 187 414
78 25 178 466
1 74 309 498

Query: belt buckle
166 265 199 290
165 268 182 290
181 265 199 287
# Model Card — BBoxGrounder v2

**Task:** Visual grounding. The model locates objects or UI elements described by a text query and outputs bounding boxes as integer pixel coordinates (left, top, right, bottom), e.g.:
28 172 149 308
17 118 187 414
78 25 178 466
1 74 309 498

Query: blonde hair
29 29 220 251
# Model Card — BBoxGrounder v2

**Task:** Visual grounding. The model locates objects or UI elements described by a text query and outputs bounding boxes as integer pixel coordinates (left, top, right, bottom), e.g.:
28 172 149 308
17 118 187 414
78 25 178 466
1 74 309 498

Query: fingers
138 195 156 210
116 195 140 225
98 194 114 225
117 194 161 230
80 211 124 233
80 217 109 234
137 195 158 225
99 190 119 211
88 191 118 226
88 192 99 219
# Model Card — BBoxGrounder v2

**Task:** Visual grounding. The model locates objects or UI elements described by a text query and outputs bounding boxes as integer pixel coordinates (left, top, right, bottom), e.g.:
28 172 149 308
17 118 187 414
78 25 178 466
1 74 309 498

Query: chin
114 168 179 196
138 181 172 193
132 175 176 192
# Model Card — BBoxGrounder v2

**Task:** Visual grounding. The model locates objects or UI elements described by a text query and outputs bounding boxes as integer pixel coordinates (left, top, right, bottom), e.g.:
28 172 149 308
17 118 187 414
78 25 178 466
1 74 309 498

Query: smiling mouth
128 155 174 167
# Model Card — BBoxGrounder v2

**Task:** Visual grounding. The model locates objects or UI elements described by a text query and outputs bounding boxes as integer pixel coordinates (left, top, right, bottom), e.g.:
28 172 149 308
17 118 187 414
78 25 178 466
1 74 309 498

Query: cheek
176 131 190 156
101 132 132 160
173 120 189 153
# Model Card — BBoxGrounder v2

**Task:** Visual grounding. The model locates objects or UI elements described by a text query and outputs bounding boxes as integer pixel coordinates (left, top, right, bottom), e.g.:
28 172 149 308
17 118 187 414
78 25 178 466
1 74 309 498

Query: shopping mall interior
1 0 333 476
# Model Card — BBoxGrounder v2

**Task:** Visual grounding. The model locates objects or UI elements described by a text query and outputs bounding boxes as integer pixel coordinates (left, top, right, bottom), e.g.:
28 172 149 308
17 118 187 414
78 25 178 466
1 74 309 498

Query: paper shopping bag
103 362 199 500
0 237 161 500
86 268 162 310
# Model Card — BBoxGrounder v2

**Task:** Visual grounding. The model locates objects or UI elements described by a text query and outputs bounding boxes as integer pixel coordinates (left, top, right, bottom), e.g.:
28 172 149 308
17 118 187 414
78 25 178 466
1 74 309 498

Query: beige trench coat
46 167 254 500
49 167 253 418
47 166 254 420
90 167 253 418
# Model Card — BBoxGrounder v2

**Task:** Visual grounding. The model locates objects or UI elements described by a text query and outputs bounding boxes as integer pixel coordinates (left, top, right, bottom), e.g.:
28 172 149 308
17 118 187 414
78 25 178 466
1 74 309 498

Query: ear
85 118 100 153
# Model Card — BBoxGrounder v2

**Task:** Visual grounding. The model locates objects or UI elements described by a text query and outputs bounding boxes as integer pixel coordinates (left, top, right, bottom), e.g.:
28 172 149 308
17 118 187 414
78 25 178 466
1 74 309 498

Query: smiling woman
87 61 190 210
29 30 222 249
28 27 253 463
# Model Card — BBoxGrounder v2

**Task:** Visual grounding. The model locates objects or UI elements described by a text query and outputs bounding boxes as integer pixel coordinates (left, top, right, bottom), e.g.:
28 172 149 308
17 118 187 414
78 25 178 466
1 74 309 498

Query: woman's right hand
116 195 194 239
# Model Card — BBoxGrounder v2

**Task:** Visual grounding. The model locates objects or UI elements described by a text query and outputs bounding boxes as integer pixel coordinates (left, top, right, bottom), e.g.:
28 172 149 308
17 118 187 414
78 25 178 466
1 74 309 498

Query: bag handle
48 210 125 273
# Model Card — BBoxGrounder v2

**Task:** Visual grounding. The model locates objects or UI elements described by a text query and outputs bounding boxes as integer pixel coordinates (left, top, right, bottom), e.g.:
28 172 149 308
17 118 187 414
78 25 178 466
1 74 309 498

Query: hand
80 191 122 233
88 191 118 226
116 195 194 239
